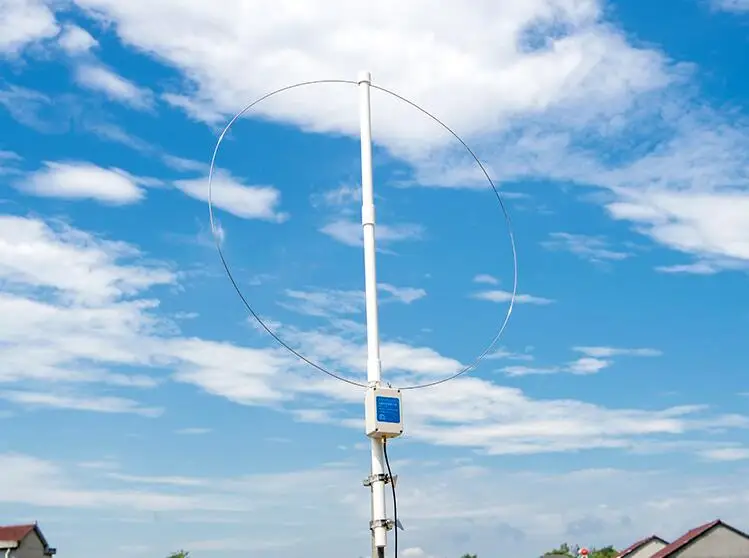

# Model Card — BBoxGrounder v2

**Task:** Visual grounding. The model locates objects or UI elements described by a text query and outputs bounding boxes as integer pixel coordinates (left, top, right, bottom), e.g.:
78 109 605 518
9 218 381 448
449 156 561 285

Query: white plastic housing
365 386 403 438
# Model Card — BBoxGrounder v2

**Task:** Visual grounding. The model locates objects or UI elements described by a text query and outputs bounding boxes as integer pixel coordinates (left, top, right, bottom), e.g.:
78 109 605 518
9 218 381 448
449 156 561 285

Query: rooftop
616 535 669 558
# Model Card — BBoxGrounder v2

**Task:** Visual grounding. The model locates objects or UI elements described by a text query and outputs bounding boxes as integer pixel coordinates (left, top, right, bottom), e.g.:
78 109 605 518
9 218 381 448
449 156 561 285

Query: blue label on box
376 396 400 424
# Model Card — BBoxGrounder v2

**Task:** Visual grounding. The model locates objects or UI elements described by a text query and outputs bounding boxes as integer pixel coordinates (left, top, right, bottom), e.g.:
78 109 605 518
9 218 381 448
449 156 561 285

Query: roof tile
649 520 722 558
0 524 35 544
616 535 668 558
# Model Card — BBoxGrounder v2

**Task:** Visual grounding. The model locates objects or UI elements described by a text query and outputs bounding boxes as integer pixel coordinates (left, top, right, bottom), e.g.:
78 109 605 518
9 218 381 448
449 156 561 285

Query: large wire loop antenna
208 79 518 390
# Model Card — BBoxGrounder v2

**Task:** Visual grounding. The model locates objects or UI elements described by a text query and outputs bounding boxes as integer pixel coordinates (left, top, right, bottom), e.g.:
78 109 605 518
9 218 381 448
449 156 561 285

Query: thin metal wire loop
208 79 517 391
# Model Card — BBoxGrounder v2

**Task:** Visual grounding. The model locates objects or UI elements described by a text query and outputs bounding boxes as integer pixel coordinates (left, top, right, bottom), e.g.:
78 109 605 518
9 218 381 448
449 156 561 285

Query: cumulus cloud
65 0 672 153
18 161 149 204
0 0 59 56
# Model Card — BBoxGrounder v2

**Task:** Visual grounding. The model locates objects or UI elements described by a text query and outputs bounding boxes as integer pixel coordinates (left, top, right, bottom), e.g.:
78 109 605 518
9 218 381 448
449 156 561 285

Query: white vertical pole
358 70 388 556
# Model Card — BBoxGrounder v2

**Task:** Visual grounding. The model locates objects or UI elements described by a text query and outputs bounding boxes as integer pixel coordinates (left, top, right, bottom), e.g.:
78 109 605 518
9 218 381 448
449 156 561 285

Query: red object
579 549 589 556
0 524 35 543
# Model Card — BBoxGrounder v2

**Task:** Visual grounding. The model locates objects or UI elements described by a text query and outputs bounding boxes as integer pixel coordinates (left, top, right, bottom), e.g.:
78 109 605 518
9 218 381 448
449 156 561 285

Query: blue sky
1 1 749 557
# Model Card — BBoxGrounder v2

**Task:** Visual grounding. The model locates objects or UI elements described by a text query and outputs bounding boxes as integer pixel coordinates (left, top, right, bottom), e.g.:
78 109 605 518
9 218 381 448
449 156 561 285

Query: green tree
542 544 619 558
590 547 618 558
460 554 477 558
544 543 575 557
167 550 189 558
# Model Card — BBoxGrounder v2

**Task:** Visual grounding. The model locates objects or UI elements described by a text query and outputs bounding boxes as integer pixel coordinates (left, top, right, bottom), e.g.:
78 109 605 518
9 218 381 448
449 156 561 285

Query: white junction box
365 386 404 438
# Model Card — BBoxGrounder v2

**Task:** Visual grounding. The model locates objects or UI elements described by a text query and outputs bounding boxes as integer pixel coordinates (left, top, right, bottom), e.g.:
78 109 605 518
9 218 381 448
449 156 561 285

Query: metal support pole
358 70 389 557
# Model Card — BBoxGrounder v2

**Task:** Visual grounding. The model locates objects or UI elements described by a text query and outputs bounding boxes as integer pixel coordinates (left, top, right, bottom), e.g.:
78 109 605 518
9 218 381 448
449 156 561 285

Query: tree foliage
589 546 618 558
541 544 618 558
167 550 190 558
544 543 576 556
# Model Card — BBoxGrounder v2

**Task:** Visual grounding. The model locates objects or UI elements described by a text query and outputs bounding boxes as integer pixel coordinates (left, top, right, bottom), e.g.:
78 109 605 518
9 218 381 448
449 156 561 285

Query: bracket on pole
370 519 395 532
362 473 395 487
363 473 388 487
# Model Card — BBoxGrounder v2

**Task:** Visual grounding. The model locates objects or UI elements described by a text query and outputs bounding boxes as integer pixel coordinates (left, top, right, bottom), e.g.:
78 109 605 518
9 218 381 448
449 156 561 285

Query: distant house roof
650 520 749 558
0 523 54 554
0 524 36 548
616 535 669 558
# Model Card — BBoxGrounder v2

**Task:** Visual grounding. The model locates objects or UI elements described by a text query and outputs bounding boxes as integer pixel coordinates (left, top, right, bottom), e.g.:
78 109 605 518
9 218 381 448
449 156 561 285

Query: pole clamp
362 473 390 487
369 519 394 531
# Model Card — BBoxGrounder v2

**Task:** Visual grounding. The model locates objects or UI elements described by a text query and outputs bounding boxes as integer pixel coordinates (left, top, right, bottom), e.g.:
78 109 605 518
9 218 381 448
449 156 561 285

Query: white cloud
312 184 361 211
0 150 21 162
57 24 97 54
7 451 749 558
700 447 749 461
565 356 611 374
0 212 743 457
165 338 292 405
712 0 749 11
30 0 744 277
0 453 250 512
543 232 632 263
320 220 424 247
406 380 746 454
378 283 426 304
74 64 154 109
175 427 212 435
472 290 553 305
487 347 534 362
498 118 747 274
175 171 288 222
0 390 161 416
473 274 499 285
0 215 177 411
66 0 671 157
656 261 724 275
0 0 59 56
503 346 660 376
13 0 746 275
574 346 662 358
605 188 749 274
0 85 59 133
181 538 295 552
106 472 206 487
0 151 22 177
85 121 154 153
19 161 147 204
7 452 749 558
0 214 291 408
282 288 363 318
503 365 561 376
162 154 209 173
0 215 174 304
